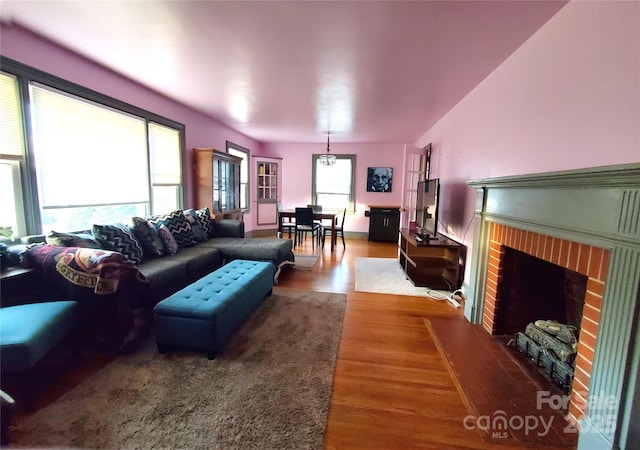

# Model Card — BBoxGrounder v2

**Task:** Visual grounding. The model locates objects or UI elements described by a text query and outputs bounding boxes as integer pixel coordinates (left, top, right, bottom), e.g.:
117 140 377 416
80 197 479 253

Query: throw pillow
130 217 165 258
148 210 197 248
184 209 208 242
195 207 216 238
157 224 178 255
46 230 101 248
92 223 144 265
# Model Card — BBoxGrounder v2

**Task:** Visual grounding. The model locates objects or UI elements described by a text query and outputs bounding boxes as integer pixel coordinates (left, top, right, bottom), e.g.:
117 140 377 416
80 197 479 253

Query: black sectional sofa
20 216 295 303
4 210 295 351
126 218 294 302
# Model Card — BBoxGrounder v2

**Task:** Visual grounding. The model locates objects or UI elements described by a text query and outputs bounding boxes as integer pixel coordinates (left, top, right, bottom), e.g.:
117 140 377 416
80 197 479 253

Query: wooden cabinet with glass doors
193 148 242 219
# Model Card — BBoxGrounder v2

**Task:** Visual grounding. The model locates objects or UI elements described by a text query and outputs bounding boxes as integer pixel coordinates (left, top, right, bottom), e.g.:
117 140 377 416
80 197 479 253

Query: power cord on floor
426 289 450 301
426 288 465 309
448 289 465 309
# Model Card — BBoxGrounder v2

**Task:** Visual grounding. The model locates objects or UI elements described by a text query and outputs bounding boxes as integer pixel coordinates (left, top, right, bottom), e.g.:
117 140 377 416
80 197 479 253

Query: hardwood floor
279 237 575 450
9 236 577 449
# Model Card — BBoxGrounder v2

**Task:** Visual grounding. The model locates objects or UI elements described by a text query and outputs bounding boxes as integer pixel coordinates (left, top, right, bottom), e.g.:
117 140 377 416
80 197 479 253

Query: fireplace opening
494 246 587 336
494 246 588 392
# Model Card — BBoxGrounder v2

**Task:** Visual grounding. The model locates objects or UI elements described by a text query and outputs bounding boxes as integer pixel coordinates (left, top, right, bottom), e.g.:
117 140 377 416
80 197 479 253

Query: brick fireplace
482 222 608 422
466 164 640 450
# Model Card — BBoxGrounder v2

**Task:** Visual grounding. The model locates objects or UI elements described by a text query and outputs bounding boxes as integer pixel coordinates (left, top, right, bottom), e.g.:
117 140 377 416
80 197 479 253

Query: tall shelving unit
193 148 243 219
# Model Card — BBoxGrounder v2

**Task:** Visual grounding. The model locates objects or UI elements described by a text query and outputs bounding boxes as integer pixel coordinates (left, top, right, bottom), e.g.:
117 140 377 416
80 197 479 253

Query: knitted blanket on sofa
26 245 153 352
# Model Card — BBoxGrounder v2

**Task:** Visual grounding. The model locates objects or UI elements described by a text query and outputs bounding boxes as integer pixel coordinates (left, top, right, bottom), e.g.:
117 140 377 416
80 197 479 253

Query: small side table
1 267 40 307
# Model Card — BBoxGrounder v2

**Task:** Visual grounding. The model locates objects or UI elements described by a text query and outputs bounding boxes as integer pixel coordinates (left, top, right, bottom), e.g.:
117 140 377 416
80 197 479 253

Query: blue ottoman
0 301 79 373
153 260 274 359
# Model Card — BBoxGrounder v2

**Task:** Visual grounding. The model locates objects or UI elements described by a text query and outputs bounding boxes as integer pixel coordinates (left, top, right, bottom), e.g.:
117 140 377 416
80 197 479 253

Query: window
0 57 185 236
149 122 182 215
312 154 356 212
226 141 250 211
30 84 150 232
0 71 26 239
0 161 25 239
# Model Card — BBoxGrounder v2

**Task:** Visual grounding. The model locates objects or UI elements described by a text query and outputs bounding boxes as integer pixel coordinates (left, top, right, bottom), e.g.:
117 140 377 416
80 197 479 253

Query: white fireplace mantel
466 163 640 450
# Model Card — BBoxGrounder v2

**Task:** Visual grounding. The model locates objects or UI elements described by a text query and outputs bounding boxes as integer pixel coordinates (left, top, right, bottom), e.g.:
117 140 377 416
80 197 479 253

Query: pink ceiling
0 1 567 144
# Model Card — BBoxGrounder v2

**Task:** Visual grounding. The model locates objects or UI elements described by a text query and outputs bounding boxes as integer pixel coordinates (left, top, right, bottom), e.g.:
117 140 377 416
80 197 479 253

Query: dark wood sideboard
365 206 401 242
398 228 465 290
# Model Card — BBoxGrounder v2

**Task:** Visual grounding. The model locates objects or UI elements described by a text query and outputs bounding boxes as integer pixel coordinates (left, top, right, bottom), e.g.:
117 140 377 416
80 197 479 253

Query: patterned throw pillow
195 207 215 238
92 223 144 265
130 217 165 258
46 230 101 248
184 209 208 242
148 210 197 248
157 224 178 255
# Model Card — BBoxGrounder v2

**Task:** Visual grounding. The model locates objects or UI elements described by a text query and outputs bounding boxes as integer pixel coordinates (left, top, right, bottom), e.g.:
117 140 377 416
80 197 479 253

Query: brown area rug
11 288 346 449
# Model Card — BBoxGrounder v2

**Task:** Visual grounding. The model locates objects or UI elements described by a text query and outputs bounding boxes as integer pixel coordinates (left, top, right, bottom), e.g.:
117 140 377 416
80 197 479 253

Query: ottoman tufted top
153 260 272 320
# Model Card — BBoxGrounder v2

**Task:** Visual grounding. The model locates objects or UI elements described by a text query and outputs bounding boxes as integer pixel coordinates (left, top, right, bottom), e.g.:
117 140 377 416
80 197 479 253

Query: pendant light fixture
319 131 337 166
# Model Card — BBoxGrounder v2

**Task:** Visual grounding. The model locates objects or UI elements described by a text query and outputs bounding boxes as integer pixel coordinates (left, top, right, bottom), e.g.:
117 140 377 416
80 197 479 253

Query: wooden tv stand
398 228 464 290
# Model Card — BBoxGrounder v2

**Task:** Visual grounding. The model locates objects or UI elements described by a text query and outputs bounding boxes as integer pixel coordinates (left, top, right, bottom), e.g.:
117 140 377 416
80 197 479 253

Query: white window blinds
0 72 25 157
149 122 181 185
29 83 149 208
148 122 181 214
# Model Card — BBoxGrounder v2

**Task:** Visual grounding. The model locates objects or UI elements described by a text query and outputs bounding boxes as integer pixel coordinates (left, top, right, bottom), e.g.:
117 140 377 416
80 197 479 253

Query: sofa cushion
136 257 188 300
157 224 178 256
92 223 143 265
183 209 208 242
195 207 215 238
211 219 244 238
46 230 100 248
171 246 223 275
204 237 293 265
148 210 197 248
130 217 165 259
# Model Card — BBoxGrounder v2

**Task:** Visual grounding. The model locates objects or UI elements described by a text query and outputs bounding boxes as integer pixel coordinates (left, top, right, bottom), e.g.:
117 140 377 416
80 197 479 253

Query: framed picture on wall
367 167 393 192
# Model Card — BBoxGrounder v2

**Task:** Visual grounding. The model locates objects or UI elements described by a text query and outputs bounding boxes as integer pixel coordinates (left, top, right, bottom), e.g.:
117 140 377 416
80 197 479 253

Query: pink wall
263 142 406 233
0 24 262 211
5 1 637 246
0 24 411 234
414 1 640 283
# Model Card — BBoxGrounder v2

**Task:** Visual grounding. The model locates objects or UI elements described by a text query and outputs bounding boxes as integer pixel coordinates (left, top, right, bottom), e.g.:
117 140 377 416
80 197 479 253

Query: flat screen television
415 178 440 240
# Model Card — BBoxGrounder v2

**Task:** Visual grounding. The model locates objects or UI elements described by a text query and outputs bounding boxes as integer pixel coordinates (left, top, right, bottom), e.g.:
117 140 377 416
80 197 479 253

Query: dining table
278 210 338 251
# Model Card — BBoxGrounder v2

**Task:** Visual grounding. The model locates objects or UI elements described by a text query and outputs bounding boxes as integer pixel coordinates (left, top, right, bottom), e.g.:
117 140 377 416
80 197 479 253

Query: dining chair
277 203 295 238
294 207 321 249
323 207 347 249
307 204 324 229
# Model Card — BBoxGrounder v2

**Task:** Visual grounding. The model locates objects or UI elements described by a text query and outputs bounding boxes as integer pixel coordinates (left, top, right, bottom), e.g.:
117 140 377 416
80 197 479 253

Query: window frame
148 121 184 216
0 70 28 239
311 153 356 213
0 157 26 239
1 56 186 236
226 141 250 212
